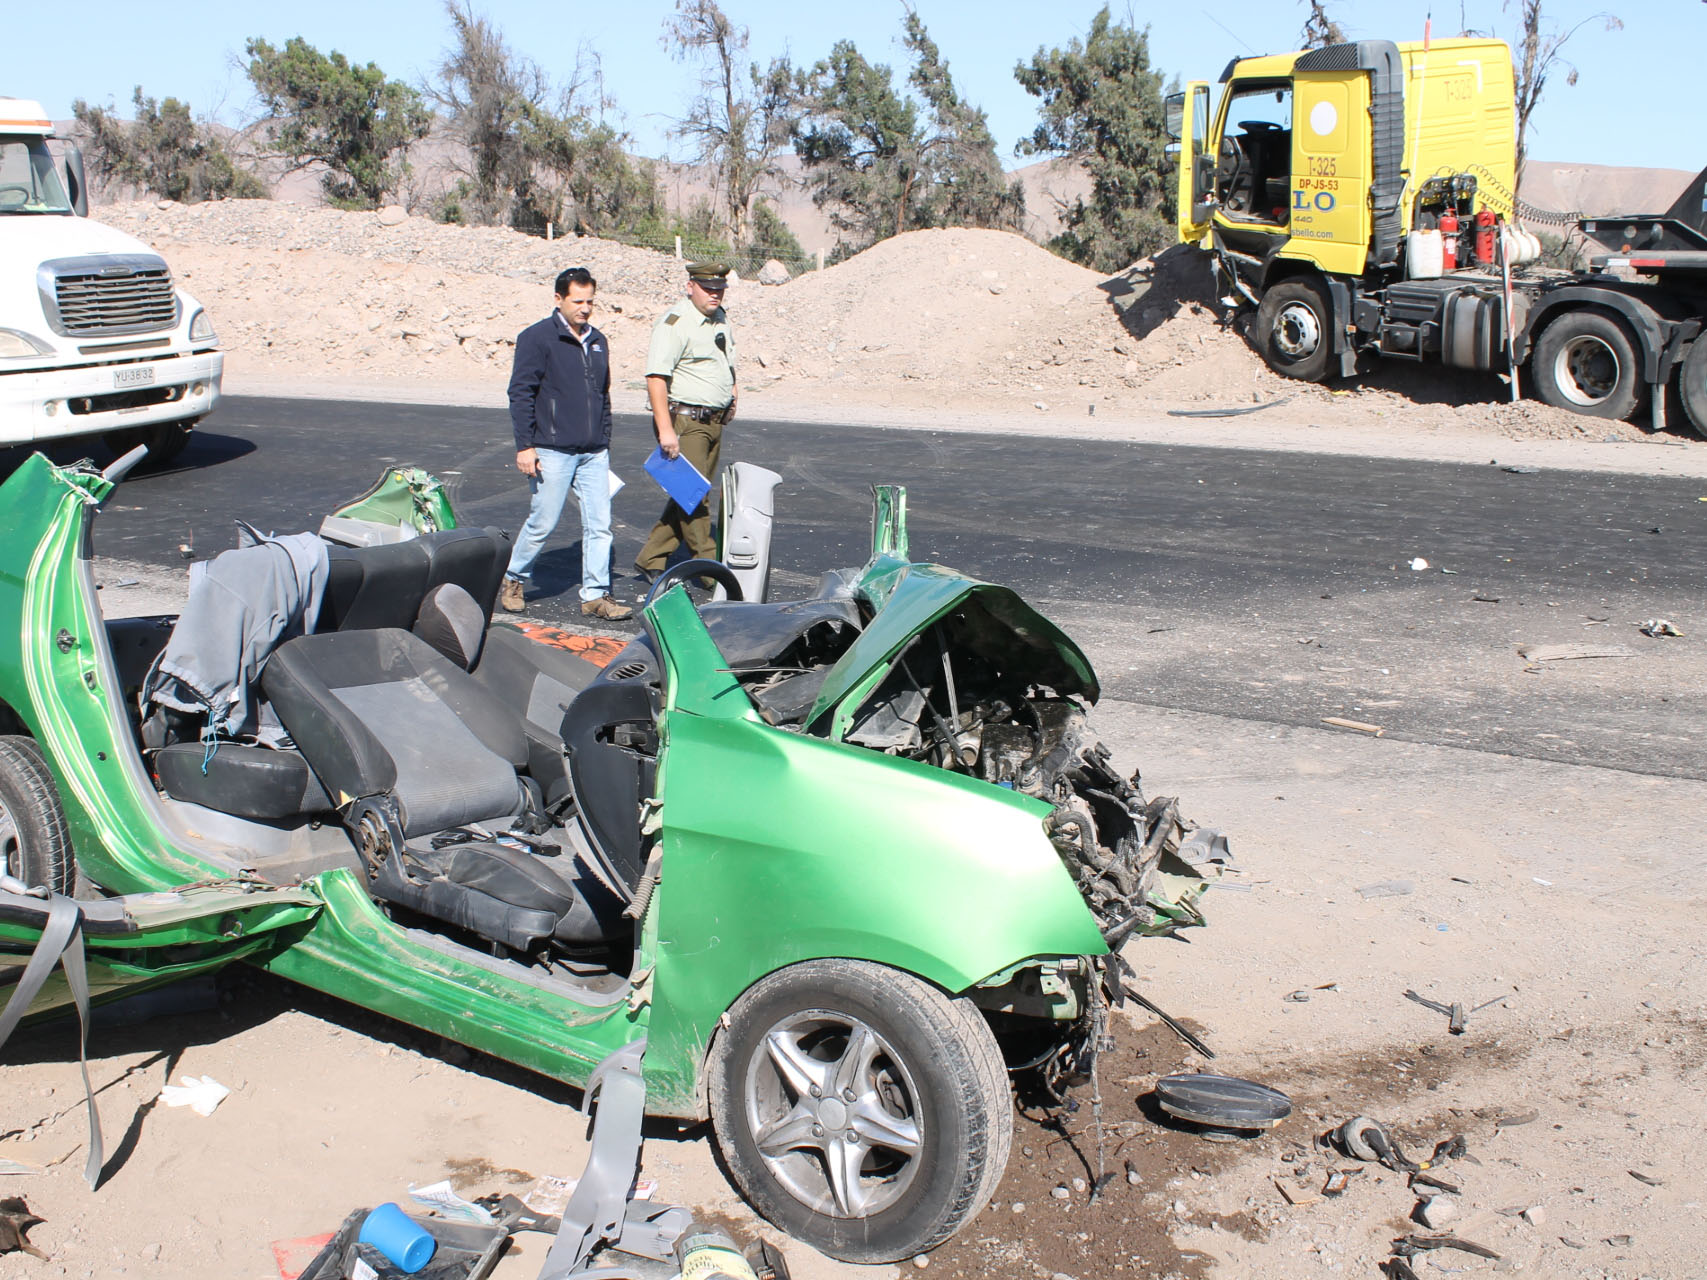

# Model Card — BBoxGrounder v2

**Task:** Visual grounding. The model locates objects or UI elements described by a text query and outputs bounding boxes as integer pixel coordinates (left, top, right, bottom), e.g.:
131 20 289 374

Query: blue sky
3 0 1697 173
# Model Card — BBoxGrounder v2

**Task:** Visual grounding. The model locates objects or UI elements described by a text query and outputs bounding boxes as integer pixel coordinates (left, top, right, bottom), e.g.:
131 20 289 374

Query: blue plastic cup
357 1202 437 1273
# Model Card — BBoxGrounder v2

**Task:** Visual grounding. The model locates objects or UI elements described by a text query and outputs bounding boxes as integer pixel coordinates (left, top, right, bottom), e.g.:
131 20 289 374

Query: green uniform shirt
645 299 736 408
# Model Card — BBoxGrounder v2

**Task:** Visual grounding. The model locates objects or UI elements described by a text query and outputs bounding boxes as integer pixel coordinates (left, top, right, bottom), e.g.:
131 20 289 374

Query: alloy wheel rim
744 1008 924 1219
1555 335 1619 406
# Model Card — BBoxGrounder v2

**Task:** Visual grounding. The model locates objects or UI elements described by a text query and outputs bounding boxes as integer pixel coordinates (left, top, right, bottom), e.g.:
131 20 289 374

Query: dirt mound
92 200 1646 443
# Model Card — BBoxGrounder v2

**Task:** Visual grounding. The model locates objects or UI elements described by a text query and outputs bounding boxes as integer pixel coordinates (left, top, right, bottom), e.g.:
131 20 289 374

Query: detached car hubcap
1556 335 1619 406
1275 302 1322 358
745 1010 923 1219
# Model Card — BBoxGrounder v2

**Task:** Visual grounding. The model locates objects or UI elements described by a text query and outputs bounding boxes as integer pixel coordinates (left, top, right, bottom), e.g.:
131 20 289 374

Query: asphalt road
70 395 1707 780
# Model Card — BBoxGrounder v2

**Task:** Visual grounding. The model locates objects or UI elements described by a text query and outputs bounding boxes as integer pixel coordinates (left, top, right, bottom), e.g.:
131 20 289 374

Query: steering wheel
642 558 743 606
1217 137 1252 212
1238 120 1283 133
0 185 31 210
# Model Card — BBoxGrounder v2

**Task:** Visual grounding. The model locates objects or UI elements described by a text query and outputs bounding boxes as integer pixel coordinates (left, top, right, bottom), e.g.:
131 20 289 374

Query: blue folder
643 447 712 513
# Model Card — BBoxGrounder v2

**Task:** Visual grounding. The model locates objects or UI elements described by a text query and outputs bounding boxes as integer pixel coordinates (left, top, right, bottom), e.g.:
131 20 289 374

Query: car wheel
1678 337 1707 442
0 736 77 896
1532 310 1643 421
708 958 1013 1263
1255 278 1334 382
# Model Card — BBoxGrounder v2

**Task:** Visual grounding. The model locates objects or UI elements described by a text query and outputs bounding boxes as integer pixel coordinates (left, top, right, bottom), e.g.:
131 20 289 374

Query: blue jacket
507 312 613 452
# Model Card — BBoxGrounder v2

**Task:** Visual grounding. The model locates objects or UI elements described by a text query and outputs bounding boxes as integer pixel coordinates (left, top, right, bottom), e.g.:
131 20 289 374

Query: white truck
1 97 221 463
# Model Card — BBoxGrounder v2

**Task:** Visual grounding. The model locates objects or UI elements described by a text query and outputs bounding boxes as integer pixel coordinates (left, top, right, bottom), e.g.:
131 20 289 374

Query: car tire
0 735 77 896
708 958 1013 1263
1678 336 1707 442
103 419 195 467
1254 278 1335 382
1531 310 1643 421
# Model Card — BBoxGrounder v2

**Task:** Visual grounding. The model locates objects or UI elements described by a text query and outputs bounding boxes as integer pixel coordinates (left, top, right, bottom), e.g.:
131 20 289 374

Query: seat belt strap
0 888 105 1189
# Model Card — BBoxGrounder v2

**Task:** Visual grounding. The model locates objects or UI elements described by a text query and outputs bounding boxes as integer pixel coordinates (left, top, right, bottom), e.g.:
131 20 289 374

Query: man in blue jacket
500 267 632 620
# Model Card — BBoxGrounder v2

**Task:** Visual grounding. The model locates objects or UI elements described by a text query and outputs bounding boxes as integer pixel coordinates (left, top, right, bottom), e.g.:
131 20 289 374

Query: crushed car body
0 452 1225 1262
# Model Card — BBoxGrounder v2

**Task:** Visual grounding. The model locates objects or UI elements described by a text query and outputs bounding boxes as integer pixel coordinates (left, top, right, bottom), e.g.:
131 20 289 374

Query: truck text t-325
0 97 221 462
1167 39 1707 438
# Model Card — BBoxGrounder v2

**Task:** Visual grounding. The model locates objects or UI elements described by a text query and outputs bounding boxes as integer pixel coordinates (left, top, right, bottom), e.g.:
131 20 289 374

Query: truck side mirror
1163 92 1185 142
63 144 88 217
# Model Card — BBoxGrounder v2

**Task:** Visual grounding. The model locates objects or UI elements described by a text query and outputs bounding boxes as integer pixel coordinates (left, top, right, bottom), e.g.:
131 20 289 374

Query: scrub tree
787 11 1022 252
902 11 1025 233
1015 6 1174 272
1507 0 1622 194
432 1 658 235
664 0 792 244
1300 1 1349 48
245 36 430 208
73 88 267 203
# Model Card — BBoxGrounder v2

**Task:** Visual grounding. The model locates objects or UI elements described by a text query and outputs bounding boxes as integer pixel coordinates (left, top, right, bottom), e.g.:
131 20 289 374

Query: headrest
413 582 486 669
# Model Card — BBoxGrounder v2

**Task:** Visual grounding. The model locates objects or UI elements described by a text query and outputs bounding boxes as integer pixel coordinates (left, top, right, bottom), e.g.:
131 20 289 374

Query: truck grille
40 254 179 337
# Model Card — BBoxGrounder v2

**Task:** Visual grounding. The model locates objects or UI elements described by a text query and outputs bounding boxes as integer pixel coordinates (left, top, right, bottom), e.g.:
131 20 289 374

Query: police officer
633 261 737 587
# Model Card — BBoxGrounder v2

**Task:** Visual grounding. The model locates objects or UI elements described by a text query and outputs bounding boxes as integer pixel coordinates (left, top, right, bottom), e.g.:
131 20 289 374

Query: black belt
670 401 732 424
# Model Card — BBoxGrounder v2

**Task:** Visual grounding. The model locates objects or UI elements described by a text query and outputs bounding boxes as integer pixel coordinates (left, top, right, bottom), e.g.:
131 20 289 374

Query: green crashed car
0 452 1225 1261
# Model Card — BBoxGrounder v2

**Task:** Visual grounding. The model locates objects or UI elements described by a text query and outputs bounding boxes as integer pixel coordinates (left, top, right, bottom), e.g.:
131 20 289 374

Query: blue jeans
505 447 613 603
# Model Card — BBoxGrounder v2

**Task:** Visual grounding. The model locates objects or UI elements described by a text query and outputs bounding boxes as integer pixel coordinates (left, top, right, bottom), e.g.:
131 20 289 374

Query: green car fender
638 588 1106 1115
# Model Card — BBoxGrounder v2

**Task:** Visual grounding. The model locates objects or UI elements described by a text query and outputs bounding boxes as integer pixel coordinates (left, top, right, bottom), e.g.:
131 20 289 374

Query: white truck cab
0 97 221 461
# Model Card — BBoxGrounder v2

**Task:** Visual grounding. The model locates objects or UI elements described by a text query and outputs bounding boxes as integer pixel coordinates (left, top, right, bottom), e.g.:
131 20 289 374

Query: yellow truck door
1175 82 1213 247
1288 70 1373 275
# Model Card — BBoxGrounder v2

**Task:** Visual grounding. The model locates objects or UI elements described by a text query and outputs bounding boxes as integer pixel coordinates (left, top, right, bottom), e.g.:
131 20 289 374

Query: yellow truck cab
1169 39 1707 437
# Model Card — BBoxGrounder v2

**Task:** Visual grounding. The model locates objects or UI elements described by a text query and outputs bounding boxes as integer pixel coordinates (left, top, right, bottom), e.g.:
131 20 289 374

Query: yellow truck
1168 38 1707 438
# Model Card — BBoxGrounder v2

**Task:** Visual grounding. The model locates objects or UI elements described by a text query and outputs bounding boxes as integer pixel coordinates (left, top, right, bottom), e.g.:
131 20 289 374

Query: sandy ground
3 207 1701 1278
5 691 1702 1280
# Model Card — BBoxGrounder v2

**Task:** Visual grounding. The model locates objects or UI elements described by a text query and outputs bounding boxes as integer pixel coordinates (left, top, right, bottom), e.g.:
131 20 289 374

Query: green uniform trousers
636 411 724 570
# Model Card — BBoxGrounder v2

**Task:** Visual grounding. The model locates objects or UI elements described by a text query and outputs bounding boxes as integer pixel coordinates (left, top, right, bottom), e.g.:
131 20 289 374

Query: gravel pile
92 199 1639 442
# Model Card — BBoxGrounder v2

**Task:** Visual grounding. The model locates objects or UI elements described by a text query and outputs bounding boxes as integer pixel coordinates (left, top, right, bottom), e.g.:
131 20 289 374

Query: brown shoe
581 594 633 621
498 577 526 613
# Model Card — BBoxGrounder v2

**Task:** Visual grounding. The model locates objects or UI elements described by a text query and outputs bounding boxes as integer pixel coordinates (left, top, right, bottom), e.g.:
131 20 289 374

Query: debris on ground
1517 642 1635 663
158 1073 231 1116
1322 717 1385 735
0 1198 47 1260
1639 618 1684 637
1403 989 1508 1035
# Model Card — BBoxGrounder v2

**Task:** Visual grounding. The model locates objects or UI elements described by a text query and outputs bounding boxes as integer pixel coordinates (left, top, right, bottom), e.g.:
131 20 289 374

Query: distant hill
58 111 1697 249
1520 161 1697 218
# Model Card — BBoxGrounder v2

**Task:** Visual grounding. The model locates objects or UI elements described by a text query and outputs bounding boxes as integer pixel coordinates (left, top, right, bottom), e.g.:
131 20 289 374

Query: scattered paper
407 1180 495 1226
159 1074 230 1116
1409 557 1429 571
607 470 625 499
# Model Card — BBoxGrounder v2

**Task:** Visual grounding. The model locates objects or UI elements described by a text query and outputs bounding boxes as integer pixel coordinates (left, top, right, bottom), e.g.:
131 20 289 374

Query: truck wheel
1532 311 1642 420
1679 338 1707 442
103 420 195 468
1255 279 1334 382
0 736 77 896
708 958 1013 1263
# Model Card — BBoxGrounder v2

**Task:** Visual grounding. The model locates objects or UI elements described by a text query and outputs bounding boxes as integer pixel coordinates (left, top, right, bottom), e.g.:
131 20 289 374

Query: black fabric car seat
154 742 333 823
413 583 487 670
471 626 607 809
263 627 527 837
316 527 508 635
262 627 619 951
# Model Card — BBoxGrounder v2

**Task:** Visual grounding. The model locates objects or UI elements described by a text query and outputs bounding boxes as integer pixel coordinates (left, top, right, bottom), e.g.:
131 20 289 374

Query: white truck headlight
189 309 217 342
0 327 54 359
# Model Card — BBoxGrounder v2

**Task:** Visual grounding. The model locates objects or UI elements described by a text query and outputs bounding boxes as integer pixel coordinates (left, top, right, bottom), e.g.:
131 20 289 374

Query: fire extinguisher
1474 208 1497 266
1439 208 1459 271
